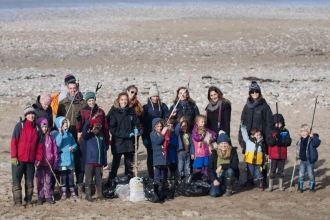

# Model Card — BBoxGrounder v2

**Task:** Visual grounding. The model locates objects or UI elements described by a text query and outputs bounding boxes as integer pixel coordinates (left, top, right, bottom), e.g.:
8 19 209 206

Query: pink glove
52 161 58 170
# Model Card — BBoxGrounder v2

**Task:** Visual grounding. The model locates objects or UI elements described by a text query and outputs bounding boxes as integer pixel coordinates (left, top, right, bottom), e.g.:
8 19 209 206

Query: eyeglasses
130 91 137 95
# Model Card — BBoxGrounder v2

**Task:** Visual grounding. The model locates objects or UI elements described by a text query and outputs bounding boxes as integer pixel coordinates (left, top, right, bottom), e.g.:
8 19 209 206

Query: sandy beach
0 5 330 219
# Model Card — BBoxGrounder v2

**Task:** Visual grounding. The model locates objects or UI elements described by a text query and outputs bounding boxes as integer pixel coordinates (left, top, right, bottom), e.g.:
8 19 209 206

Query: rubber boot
77 183 85 199
278 178 285 191
96 185 105 200
298 182 304 193
37 197 43 205
25 182 34 207
241 179 253 188
309 182 315 193
85 185 94 202
70 187 78 199
258 179 264 191
147 162 154 179
61 187 67 199
104 174 112 188
266 178 274 192
225 178 235 196
12 185 23 207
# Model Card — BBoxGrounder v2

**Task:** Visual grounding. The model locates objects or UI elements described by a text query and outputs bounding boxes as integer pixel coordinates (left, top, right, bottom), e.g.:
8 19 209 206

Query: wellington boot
266 179 274 192
278 178 285 191
96 185 105 200
85 186 94 202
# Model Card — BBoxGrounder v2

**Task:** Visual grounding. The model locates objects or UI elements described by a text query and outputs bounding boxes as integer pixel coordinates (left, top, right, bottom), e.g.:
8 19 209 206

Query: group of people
10 74 321 207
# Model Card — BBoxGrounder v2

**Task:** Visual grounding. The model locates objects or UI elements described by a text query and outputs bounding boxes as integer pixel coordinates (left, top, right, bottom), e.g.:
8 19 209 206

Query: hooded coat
241 125 265 165
33 95 54 129
150 118 168 167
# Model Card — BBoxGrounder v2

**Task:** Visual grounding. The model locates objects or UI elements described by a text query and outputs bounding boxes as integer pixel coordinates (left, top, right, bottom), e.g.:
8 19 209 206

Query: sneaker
46 198 55 204
37 197 43 205
61 193 67 200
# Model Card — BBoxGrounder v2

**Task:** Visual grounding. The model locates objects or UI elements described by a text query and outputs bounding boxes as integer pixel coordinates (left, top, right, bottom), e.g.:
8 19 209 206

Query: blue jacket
296 134 321 163
174 122 193 155
54 117 77 167
168 130 177 164
150 118 168 166
82 122 108 166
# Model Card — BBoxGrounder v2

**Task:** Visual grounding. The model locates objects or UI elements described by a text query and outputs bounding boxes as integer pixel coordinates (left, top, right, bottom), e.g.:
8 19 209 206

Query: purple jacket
192 124 217 157
41 134 59 167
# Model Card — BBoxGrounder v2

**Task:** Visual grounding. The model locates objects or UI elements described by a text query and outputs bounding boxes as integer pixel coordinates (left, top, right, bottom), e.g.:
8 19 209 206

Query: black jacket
238 98 273 153
32 96 54 129
206 102 231 138
207 147 240 183
108 105 140 154
169 101 200 131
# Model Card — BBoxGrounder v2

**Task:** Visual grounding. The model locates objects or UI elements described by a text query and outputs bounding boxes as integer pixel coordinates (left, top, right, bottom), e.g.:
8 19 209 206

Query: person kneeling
208 133 239 197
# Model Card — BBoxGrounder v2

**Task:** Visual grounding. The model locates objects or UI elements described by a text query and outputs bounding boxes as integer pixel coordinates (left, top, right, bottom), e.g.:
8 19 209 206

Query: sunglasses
130 91 137 95
250 90 260 94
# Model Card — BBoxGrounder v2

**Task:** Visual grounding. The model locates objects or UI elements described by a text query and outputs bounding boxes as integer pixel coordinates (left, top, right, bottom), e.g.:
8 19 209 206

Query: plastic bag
129 177 148 202
142 177 175 203
176 172 210 197
115 184 130 201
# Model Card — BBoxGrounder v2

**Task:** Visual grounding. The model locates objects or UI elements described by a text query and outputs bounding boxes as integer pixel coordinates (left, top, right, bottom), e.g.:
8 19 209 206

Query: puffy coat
267 114 292 160
142 99 169 149
82 122 107 166
150 118 168 166
241 125 265 165
33 95 54 129
76 104 110 146
191 124 217 157
296 134 321 163
238 98 273 153
53 117 77 167
11 119 43 163
108 103 140 154
169 101 200 131
205 101 231 138
208 147 240 183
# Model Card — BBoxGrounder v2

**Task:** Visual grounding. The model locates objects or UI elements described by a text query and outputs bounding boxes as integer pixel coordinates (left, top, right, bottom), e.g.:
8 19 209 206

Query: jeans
109 152 133 179
247 164 262 180
61 169 75 188
177 152 191 177
298 160 315 183
209 168 235 197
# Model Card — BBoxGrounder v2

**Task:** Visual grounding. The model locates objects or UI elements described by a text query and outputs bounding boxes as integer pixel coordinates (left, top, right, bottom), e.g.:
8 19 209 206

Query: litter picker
166 89 186 125
310 95 319 133
89 82 102 120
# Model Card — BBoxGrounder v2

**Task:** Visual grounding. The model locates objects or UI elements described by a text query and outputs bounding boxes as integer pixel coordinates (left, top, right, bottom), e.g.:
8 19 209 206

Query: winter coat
57 96 86 142
241 125 265 165
108 102 140 154
174 122 194 155
267 114 292 160
296 134 321 163
142 99 169 149
208 147 240 183
169 101 200 131
54 117 77 167
238 98 273 153
191 124 217 157
40 134 58 167
150 118 168 166
76 104 110 146
11 119 43 163
82 122 107 166
205 101 231 138
33 95 54 129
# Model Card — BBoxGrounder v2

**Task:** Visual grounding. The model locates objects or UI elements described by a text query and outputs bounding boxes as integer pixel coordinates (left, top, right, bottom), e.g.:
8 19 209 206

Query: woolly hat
64 74 76 84
24 102 36 117
217 133 230 144
40 93 52 105
149 86 159 97
85 92 95 102
37 118 49 128
249 80 261 94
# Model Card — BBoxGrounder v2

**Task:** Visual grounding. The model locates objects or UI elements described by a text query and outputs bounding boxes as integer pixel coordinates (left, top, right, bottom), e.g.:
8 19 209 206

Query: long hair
217 144 232 159
207 86 227 103
116 92 129 108
248 93 263 104
173 86 196 104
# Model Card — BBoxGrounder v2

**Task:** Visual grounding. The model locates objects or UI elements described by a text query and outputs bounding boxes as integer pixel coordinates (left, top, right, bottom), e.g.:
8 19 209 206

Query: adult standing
126 85 144 123
142 86 169 178
33 92 53 129
57 81 86 187
169 86 200 131
205 86 231 138
75 91 110 198
107 92 140 186
238 81 273 188
58 74 76 103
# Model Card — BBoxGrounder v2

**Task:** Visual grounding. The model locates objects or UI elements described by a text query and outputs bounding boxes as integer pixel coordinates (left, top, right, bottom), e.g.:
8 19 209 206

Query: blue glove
134 128 139 135
143 139 149 147
241 124 246 129
129 133 134 138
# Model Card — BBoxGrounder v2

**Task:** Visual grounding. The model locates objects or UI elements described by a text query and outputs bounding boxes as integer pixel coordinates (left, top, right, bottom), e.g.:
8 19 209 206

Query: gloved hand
134 128 139 135
35 160 41 168
52 161 58 170
76 112 82 124
129 133 134 138
11 158 19 166
143 139 149 147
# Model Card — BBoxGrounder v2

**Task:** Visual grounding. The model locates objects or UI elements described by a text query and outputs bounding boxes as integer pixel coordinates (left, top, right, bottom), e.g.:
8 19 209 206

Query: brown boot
25 182 34 207
77 183 85 199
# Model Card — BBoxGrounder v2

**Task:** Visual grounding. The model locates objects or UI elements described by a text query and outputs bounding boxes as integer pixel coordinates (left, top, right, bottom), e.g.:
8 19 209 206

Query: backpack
51 92 59 115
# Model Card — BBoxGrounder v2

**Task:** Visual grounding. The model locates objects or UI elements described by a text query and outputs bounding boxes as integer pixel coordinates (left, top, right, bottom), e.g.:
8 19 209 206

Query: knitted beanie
40 93 52 105
64 74 76 84
249 81 261 94
149 86 159 97
216 133 230 144
85 92 96 102
37 118 49 128
24 102 36 117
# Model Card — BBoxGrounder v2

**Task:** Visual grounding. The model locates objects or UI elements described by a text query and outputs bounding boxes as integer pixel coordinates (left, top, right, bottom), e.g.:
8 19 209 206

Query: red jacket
267 127 291 160
11 120 43 162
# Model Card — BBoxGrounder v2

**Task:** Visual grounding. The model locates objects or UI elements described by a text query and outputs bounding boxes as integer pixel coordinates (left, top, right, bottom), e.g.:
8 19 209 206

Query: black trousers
85 164 102 186
12 161 35 202
269 159 285 179
109 152 133 179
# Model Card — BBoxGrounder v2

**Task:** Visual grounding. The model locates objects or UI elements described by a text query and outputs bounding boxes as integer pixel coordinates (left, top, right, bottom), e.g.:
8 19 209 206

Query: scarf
246 99 259 109
66 92 83 104
118 107 128 114
163 130 170 161
207 100 222 112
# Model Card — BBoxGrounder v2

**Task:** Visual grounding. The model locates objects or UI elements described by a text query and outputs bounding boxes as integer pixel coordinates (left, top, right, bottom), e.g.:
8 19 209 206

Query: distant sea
0 0 329 10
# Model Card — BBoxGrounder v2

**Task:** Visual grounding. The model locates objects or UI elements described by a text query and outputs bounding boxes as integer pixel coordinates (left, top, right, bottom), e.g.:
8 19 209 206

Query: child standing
296 124 321 193
241 124 266 190
191 115 217 177
11 103 43 207
150 118 169 183
54 116 77 199
82 119 108 202
175 119 193 178
36 118 58 205
266 114 292 192
167 118 178 184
